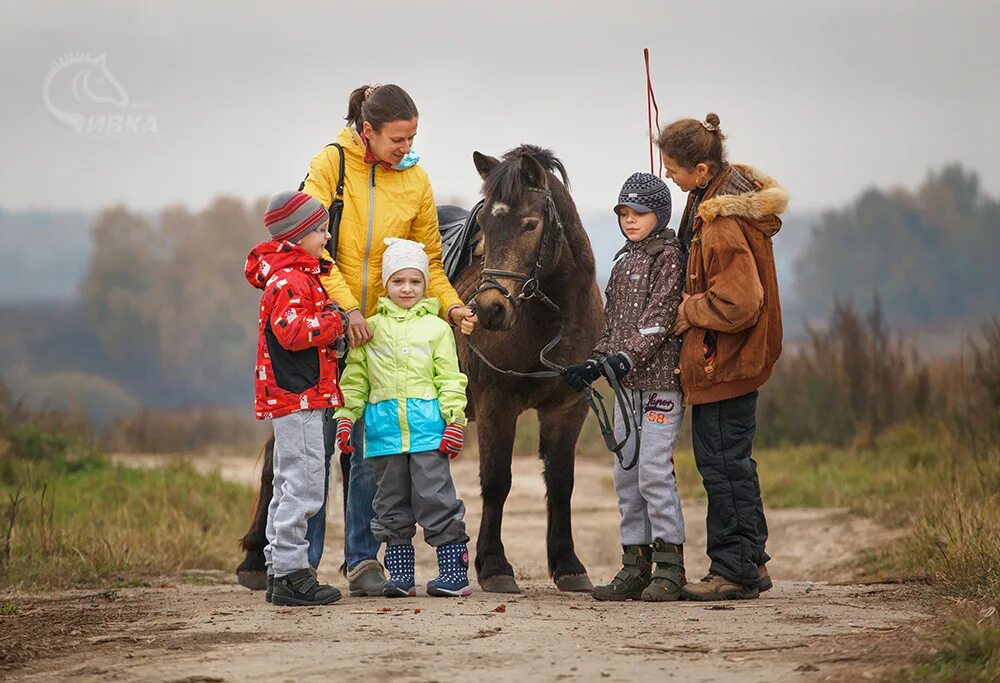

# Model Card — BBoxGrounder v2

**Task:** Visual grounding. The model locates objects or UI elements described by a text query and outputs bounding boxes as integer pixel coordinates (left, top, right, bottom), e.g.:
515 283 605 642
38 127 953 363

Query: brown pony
236 145 604 594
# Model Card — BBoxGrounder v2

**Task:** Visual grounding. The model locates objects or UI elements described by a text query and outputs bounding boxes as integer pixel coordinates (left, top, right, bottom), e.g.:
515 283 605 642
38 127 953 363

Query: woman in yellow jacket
300 83 477 596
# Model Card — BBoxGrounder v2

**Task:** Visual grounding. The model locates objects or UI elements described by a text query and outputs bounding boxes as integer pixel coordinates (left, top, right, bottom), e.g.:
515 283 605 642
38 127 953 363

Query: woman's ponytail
345 85 369 131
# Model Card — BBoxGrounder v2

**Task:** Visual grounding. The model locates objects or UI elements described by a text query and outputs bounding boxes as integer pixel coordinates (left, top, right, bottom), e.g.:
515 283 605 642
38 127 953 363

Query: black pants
691 390 769 587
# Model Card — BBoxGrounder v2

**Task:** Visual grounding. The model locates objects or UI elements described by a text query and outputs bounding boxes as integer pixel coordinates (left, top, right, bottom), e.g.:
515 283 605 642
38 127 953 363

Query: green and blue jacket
334 297 468 457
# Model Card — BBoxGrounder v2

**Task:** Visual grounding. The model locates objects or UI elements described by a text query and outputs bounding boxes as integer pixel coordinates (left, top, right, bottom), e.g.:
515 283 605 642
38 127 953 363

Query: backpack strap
297 143 346 259
330 142 346 202
298 142 345 201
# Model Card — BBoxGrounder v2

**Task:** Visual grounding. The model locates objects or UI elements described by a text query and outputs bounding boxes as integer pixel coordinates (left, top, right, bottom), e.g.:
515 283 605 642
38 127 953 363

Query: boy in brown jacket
563 173 687 602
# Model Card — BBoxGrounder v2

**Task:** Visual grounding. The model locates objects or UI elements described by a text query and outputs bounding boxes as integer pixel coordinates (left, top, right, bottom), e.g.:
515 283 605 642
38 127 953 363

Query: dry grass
0 419 250 590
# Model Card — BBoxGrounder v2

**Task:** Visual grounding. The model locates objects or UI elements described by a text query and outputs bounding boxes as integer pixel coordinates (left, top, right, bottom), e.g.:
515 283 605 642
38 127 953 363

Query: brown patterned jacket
594 231 684 391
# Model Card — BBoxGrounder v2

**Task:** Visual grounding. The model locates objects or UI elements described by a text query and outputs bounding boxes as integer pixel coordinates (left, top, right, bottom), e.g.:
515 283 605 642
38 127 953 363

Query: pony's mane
482 145 571 204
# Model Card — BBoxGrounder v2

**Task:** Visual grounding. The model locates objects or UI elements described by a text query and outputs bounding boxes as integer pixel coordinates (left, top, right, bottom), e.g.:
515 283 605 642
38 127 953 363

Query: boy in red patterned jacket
244 190 348 607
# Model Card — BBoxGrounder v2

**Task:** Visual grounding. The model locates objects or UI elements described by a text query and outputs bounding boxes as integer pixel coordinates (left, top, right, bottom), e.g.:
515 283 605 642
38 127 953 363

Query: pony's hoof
479 574 522 594
237 569 268 591
555 573 593 592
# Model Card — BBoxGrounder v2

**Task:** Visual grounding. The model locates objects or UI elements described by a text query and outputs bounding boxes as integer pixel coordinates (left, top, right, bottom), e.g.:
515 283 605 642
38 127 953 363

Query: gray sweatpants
613 389 686 546
264 409 326 575
370 451 468 547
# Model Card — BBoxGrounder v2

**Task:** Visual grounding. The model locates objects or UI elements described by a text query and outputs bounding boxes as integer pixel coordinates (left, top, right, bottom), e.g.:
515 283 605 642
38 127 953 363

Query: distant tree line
79 197 266 407
1 164 996 429
794 164 1000 326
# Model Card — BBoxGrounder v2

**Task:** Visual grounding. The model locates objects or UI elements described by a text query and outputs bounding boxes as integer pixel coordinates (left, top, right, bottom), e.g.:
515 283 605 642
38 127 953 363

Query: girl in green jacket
334 238 471 597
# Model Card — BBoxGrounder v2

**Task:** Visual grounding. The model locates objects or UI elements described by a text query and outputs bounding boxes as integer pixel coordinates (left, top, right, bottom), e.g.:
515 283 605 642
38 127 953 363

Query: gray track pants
264 409 326 575
370 451 468 547
612 389 686 546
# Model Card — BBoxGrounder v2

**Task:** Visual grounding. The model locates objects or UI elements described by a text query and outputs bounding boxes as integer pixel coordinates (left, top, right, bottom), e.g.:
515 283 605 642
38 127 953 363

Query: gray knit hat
614 172 672 231
264 191 329 243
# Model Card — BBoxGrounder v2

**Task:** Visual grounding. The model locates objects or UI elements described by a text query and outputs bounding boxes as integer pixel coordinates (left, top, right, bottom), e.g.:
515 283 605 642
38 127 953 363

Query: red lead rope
644 48 662 177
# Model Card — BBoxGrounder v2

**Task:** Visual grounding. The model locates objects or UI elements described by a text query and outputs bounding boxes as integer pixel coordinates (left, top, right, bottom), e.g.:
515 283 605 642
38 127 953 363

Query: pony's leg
539 399 592 592
236 435 274 590
475 404 521 593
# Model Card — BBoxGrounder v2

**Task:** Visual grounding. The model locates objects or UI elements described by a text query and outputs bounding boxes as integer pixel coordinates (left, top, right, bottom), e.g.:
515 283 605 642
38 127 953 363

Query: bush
759 297 933 448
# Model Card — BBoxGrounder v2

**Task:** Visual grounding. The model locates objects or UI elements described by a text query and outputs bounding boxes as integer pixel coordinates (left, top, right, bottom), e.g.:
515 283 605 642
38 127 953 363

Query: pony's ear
521 154 548 189
473 151 499 180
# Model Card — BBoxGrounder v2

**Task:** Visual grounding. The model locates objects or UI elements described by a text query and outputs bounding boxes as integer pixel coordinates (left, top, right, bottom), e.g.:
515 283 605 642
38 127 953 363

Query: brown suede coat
678 164 788 405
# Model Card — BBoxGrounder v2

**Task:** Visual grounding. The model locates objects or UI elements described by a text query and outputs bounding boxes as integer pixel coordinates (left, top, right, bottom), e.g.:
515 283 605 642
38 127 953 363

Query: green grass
886 616 1000 683
0 421 252 590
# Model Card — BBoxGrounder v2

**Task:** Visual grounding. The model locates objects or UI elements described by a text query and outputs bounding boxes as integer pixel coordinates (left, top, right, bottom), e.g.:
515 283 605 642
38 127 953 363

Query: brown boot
681 573 758 601
758 564 772 592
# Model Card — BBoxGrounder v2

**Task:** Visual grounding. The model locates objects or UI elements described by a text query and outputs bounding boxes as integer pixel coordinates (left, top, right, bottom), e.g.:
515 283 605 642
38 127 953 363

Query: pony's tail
238 434 274 551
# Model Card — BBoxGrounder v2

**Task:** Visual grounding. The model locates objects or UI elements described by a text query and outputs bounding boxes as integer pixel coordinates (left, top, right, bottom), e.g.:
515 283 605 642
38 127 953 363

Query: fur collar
697 165 789 223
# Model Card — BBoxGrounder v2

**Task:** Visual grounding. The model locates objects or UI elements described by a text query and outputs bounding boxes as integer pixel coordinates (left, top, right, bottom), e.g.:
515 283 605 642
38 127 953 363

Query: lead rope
644 48 662 178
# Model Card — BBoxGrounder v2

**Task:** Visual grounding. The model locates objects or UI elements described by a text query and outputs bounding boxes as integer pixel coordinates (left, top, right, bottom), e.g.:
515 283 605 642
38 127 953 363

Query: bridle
466 187 564 376
464 186 642 470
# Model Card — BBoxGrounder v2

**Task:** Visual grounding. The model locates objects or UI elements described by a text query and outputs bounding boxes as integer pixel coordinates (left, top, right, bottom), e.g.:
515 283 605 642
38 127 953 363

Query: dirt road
5 453 931 682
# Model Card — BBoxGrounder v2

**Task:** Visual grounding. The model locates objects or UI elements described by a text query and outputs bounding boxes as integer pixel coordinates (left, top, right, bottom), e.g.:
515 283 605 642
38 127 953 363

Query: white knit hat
381 238 430 287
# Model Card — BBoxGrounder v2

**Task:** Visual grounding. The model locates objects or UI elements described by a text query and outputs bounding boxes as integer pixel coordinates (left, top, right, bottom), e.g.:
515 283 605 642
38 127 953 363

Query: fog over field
2 0 997 215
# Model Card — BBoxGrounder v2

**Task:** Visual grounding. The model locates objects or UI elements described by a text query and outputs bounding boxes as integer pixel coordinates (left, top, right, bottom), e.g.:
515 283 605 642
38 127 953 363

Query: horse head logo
43 53 130 133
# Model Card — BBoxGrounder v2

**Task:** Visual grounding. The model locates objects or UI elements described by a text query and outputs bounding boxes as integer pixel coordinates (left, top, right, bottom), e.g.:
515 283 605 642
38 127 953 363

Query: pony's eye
523 219 540 232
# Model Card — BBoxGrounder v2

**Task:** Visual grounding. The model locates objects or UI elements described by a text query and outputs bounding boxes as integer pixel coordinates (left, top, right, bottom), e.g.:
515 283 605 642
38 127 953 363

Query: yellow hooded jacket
301 127 463 319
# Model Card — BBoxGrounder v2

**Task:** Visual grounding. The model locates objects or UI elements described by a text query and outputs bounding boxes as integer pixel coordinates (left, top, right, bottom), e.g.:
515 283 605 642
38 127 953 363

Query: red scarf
360 133 393 170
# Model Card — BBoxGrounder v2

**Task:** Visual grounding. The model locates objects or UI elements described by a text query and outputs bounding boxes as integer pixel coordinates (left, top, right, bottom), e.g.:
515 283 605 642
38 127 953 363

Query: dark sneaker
641 542 686 602
426 543 472 597
348 559 388 597
758 564 773 592
265 574 274 603
271 568 342 607
591 545 652 601
681 573 758 601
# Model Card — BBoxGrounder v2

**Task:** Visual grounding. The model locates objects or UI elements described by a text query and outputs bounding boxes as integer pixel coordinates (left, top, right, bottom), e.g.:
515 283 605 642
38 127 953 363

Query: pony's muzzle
474 290 516 331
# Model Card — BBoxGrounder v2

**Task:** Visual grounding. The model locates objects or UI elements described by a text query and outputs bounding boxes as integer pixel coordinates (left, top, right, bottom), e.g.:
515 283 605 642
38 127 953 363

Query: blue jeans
306 414 381 570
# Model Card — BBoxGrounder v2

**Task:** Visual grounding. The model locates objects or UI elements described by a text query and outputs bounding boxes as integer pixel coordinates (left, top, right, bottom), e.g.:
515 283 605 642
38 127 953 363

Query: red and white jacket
245 240 345 420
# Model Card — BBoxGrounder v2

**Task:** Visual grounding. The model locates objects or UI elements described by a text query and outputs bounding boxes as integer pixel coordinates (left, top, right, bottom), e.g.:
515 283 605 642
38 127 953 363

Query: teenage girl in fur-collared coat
562 173 688 603
659 113 788 601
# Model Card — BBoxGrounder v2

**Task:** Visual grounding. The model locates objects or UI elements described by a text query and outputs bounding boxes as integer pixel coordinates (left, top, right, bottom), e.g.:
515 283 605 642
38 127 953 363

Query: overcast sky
2 0 997 217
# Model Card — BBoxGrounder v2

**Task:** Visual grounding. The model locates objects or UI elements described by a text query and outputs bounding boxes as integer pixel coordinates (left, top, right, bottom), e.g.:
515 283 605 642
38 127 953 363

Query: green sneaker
641 541 686 602
591 545 652 601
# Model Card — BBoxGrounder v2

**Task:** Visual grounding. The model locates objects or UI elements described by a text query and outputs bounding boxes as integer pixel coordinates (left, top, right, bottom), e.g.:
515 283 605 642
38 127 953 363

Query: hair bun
705 112 721 128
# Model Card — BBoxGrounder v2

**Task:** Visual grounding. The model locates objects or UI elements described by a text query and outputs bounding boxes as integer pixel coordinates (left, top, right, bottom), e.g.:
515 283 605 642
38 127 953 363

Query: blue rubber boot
382 544 416 597
426 543 472 597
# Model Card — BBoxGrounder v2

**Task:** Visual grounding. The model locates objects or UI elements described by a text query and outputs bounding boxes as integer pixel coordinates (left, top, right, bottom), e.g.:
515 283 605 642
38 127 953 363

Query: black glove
561 358 602 392
600 353 632 382
325 303 350 358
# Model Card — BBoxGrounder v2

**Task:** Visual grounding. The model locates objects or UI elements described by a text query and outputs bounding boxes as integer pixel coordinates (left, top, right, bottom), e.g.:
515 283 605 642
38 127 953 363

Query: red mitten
439 424 464 459
335 418 354 454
